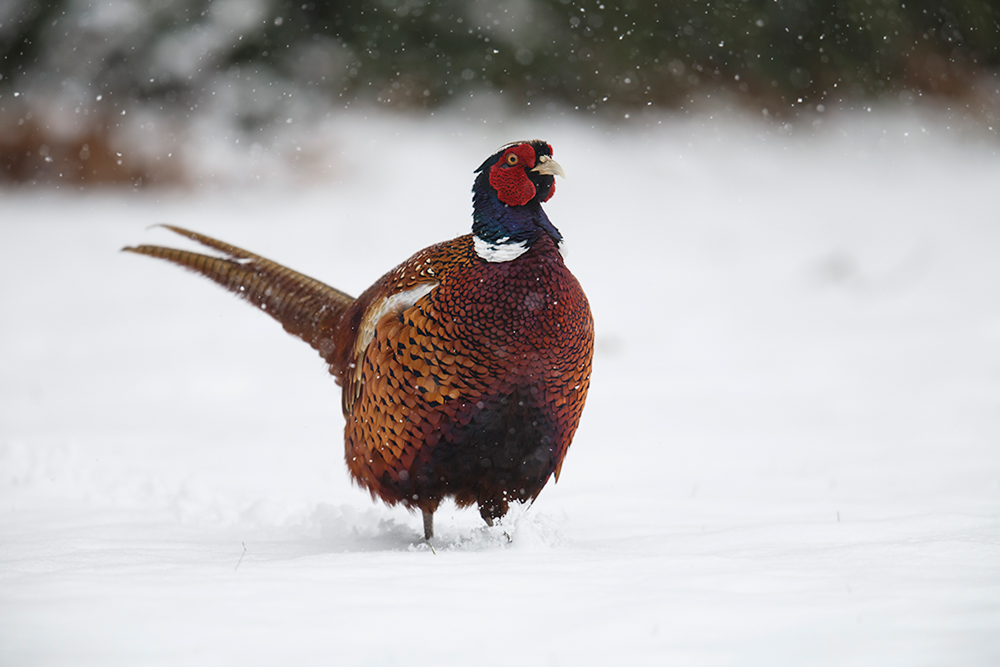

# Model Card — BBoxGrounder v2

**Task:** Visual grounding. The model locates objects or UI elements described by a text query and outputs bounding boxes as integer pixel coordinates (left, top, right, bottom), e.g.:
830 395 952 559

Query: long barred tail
123 225 354 365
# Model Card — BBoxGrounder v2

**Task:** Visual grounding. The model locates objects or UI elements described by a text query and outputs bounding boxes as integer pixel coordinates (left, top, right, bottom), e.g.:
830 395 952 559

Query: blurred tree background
1 0 997 185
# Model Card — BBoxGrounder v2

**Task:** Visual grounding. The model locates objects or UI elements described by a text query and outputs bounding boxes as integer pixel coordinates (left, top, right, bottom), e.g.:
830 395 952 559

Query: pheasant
123 140 594 539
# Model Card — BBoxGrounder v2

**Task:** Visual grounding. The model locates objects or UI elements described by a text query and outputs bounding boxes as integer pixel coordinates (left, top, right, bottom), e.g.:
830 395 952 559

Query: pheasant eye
506 153 519 166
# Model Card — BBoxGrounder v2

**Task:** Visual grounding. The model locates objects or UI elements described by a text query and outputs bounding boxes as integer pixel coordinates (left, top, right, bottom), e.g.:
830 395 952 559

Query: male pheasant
124 140 594 539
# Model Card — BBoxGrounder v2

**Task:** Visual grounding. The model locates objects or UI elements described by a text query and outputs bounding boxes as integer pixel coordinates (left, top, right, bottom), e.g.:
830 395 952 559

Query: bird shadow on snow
277 501 568 554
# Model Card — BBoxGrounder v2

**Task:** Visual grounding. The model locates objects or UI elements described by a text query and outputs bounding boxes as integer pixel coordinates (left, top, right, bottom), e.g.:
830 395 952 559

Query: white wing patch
357 282 438 360
344 281 439 414
474 235 529 263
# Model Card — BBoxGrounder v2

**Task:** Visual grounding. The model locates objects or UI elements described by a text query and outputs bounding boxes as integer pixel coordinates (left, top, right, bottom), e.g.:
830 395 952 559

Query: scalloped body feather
342 233 592 523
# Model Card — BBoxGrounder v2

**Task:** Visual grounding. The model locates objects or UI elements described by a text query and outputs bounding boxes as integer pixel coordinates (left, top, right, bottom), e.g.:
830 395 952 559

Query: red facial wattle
488 144 537 206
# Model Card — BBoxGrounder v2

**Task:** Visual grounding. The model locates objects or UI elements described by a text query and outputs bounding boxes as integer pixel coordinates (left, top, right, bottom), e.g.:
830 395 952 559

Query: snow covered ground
2 110 999 665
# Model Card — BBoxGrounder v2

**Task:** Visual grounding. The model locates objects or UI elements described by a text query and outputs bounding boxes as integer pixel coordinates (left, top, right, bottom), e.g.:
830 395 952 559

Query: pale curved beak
531 154 566 179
